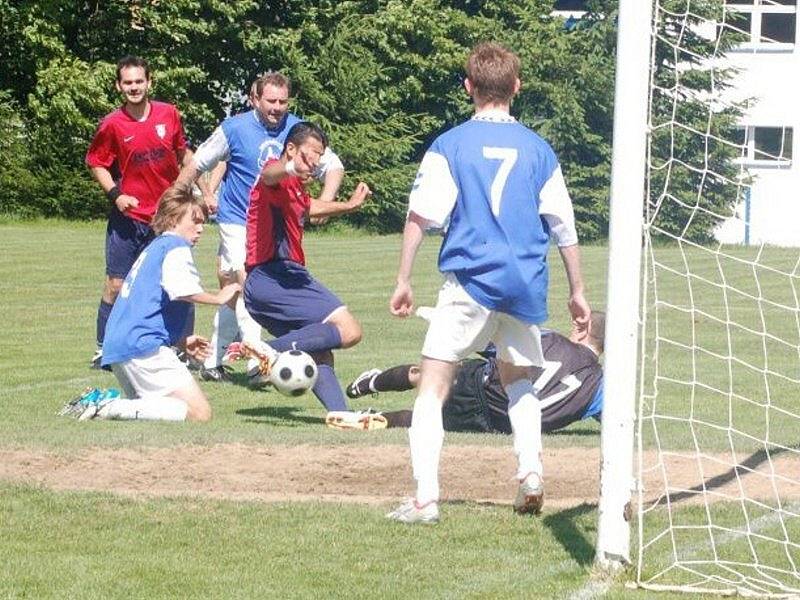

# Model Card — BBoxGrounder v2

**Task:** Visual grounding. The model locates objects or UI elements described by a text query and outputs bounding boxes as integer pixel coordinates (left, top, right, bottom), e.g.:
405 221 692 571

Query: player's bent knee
334 314 362 348
186 402 212 423
171 381 212 422
340 326 362 348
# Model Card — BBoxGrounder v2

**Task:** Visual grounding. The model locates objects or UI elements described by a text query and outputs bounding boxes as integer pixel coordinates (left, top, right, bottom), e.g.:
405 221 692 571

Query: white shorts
111 346 195 399
421 275 544 366
217 222 246 273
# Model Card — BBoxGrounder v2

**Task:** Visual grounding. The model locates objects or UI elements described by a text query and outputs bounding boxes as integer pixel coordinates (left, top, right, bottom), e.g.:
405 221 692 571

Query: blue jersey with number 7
408 113 561 324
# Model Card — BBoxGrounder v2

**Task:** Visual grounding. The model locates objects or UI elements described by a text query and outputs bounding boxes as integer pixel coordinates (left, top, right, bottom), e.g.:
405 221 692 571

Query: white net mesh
636 0 800 596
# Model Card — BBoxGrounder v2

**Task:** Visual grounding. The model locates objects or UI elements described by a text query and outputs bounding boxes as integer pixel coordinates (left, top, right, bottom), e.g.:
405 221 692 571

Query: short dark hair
283 122 328 153
116 55 150 82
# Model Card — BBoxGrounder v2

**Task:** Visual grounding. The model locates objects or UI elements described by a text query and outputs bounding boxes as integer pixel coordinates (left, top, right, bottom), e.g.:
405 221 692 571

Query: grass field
2 221 799 598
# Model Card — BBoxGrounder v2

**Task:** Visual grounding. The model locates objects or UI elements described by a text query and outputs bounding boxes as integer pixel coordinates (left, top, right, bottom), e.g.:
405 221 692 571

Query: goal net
635 0 800 596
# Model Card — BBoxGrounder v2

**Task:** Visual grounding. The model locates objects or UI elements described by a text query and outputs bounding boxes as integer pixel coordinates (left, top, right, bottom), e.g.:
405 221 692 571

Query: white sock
204 305 238 369
234 297 273 371
235 297 263 348
409 393 444 505
505 378 543 480
98 397 188 421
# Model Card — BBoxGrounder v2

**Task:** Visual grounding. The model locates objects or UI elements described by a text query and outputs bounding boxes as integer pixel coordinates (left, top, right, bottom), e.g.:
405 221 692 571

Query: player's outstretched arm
390 212 428 317
558 244 591 341
309 182 371 218
316 166 344 203
179 282 241 309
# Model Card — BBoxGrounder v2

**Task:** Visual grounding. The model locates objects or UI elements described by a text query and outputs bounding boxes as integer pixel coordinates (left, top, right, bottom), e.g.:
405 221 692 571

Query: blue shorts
105 208 155 279
244 260 344 338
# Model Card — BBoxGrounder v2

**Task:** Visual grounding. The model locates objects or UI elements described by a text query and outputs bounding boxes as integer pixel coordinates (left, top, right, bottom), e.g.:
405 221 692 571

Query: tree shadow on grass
542 502 598 567
236 405 324 427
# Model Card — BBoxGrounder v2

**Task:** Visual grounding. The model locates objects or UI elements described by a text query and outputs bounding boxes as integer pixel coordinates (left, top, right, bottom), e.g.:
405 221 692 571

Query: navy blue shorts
244 260 344 338
105 208 155 278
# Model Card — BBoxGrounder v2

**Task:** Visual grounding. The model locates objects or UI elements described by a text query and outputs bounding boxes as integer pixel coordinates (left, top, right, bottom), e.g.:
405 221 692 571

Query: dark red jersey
246 161 310 270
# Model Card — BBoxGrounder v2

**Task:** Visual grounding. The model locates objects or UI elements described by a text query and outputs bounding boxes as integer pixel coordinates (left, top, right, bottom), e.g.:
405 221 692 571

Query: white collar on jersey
471 108 516 123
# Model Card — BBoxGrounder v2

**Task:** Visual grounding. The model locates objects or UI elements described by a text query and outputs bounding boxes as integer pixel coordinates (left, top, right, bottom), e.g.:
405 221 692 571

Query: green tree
647 0 745 243
0 0 741 242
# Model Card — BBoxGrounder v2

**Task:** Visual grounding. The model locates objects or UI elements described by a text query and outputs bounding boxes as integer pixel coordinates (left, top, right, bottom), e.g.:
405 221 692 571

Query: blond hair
465 42 520 104
151 184 206 235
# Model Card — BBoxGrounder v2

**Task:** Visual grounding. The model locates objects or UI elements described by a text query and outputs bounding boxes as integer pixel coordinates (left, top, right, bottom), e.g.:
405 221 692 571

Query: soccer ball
269 350 319 397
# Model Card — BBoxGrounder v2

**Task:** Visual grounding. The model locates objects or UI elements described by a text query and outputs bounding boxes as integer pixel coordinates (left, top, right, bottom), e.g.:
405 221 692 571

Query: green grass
2 221 799 598
0 485 599 599
640 242 800 454
0 220 606 449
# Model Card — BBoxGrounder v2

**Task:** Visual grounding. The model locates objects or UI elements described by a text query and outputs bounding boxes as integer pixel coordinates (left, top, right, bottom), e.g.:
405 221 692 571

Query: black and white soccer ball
268 350 319 397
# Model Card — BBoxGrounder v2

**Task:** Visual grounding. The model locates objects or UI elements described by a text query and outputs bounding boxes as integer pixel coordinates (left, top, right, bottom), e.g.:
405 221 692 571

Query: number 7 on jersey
482 146 518 217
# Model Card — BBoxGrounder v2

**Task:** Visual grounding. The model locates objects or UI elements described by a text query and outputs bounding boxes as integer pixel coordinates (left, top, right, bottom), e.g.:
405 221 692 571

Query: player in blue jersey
175 71 345 384
71 184 241 422
386 43 591 524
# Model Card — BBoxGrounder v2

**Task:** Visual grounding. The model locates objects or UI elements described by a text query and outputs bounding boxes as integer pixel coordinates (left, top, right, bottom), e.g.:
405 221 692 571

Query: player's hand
218 282 241 308
204 193 218 215
115 195 139 213
390 281 414 318
568 292 591 342
292 149 318 181
185 335 211 361
347 182 371 211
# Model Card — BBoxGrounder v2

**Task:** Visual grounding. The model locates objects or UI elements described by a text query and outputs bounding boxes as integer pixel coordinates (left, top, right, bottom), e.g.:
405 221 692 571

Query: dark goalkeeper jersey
479 331 603 433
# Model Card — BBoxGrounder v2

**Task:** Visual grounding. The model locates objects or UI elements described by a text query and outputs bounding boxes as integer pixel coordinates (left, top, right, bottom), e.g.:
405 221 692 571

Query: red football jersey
86 101 187 224
246 162 310 270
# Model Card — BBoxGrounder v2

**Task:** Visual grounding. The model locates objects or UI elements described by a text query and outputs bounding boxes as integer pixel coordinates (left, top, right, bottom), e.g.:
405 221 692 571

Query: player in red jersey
86 56 195 368
244 121 371 412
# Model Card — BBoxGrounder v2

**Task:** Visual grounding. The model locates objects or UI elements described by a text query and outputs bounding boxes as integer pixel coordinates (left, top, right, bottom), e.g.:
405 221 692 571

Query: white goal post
595 0 653 570
598 0 800 596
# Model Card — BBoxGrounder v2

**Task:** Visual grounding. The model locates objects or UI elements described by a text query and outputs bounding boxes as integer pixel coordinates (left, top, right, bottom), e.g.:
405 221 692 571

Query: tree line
0 0 740 241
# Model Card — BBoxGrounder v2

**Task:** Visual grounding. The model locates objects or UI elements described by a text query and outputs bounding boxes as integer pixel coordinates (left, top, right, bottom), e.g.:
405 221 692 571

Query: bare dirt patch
2 444 799 509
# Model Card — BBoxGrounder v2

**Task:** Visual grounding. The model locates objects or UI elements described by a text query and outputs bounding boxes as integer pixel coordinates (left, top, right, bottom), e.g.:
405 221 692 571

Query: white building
712 0 799 246
555 1 798 246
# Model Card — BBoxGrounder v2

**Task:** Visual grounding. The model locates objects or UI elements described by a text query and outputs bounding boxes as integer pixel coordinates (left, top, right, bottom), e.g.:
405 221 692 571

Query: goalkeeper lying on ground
343 312 605 434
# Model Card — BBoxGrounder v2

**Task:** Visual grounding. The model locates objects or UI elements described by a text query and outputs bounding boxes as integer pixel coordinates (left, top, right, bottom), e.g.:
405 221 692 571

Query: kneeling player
65 184 240 422
344 312 604 434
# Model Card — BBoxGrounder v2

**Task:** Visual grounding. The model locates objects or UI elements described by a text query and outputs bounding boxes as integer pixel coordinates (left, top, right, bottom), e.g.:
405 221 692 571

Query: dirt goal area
3 444 799 508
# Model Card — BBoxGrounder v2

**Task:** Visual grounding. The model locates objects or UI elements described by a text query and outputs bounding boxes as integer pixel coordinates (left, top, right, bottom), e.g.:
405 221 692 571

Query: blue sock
96 300 113 345
269 323 342 354
312 364 348 412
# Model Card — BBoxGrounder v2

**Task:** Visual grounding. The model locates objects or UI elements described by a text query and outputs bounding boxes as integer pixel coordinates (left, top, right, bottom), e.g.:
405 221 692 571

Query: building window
725 0 797 47
736 125 793 164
